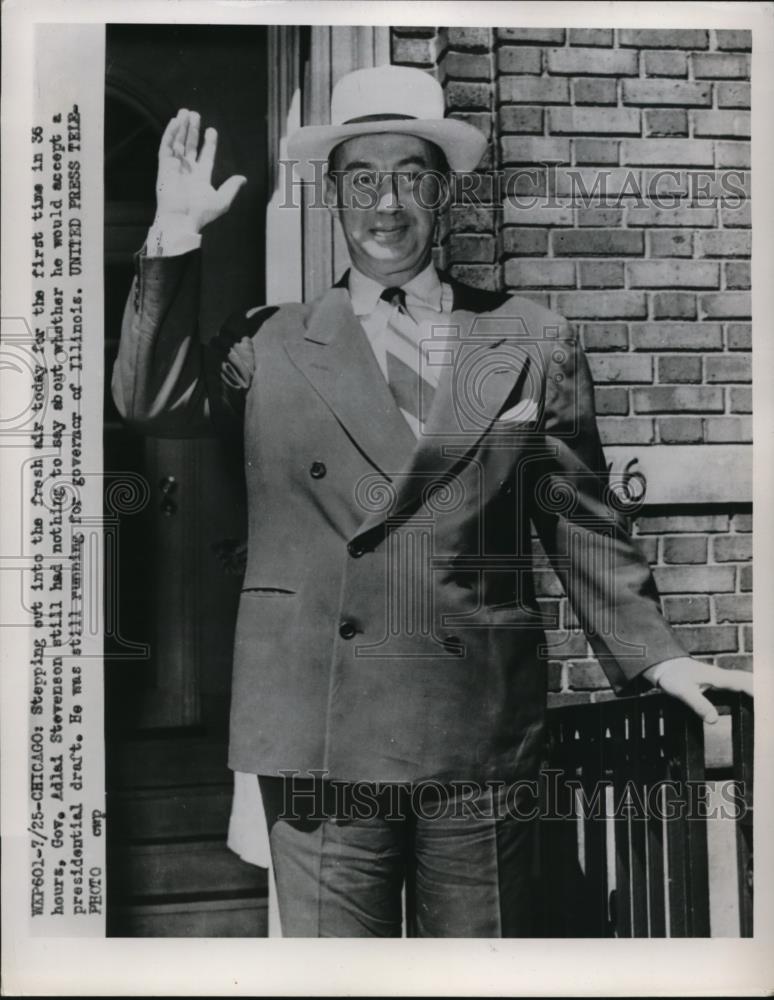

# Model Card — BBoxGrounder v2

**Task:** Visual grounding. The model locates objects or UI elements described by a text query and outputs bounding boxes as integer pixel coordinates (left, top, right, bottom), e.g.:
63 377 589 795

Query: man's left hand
642 657 753 724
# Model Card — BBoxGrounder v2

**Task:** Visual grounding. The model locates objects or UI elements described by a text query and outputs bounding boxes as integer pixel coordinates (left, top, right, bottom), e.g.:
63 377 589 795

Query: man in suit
112 65 751 936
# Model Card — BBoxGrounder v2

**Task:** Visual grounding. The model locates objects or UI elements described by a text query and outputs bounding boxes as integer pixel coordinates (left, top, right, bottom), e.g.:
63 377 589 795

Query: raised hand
642 656 752 724
155 108 246 233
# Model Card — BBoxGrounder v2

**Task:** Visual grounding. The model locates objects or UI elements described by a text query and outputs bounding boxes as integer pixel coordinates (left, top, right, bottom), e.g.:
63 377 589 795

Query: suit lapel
356 305 520 536
283 286 417 481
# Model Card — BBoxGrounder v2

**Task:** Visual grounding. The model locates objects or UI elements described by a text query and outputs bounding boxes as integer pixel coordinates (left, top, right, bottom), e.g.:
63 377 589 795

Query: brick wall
391 25 753 703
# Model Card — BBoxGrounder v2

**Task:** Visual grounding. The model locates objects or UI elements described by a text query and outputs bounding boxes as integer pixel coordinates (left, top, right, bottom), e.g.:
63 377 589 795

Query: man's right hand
155 108 246 235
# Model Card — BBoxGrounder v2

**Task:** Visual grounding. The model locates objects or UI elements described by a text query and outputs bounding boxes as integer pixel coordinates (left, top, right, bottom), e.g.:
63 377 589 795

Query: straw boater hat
287 65 487 173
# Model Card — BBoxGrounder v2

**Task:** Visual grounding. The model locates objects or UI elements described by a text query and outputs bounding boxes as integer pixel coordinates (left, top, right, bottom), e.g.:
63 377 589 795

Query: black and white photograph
1 1 773 994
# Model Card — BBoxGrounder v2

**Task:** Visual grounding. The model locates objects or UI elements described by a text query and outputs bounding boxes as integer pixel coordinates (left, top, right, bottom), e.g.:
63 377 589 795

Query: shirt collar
348 261 446 317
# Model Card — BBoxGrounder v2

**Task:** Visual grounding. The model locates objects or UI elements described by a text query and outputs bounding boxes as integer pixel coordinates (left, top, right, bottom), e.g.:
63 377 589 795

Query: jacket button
339 620 357 640
310 461 326 479
347 541 366 558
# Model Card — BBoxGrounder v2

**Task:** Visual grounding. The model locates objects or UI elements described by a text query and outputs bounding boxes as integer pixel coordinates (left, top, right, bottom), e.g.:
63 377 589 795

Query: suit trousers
258 774 538 937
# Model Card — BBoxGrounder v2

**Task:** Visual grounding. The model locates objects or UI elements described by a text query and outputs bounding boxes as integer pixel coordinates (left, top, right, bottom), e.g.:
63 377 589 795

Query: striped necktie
379 286 437 434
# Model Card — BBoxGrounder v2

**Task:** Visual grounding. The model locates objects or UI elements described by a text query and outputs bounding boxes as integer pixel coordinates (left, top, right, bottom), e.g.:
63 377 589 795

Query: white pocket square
496 398 539 424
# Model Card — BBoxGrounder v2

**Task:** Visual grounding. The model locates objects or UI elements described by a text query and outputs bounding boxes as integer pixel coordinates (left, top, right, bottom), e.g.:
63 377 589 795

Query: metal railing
538 690 753 937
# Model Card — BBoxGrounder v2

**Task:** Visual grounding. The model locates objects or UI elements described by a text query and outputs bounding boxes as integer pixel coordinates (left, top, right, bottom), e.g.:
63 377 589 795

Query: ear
324 169 339 213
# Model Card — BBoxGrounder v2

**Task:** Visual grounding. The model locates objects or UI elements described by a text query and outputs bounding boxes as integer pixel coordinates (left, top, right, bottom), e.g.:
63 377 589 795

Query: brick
578 260 625 288
716 654 753 672
627 260 719 288
704 416 752 442
501 138 570 164
501 167 546 199
568 660 609 690
628 206 716 228
663 535 708 564
445 80 491 109
716 142 751 169
503 202 573 226
576 208 625 227
663 596 711 624
497 46 542 75
658 417 704 443
715 595 752 623
635 514 729 533
643 51 688 76
548 108 640 135
447 263 499 290
699 292 751 319
441 51 491 80
729 387 751 413
717 82 751 108
392 26 436 36
658 356 702 383
588 354 652 383
597 417 654 445
451 204 496 233
714 30 752 51
692 53 750 78
557 291 648 319
673 626 738 654
446 27 491 49
573 78 618 105
652 294 697 320
644 109 688 137
498 77 569 104
692 110 751 138
649 230 693 257
497 27 566 44
545 630 589 658
593 386 629 414
733 513 752 532
652 565 735 593
621 139 714 167
391 35 437 65
504 259 576 288
705 355 751 383
552 229 643 256
725 262 751 289
574 140 620 165
739 564 752 591
618 29 709 48
557 292 647 319
552 167 642 199
721 202 751 228
713 535 752 562
726 323 751 350
500 106 544 133
546 47 638 75
581 323 628 351
622 79 712 106
696 230 751 258
500 228 548 255
568 28 613 46
632 386 724 413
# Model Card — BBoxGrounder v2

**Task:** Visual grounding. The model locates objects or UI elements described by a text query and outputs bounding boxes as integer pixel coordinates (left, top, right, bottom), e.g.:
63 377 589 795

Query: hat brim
286 118 487 176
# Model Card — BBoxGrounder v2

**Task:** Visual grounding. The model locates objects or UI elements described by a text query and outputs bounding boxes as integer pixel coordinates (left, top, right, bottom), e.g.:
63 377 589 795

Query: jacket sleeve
111 248 268 438
530 330 689 692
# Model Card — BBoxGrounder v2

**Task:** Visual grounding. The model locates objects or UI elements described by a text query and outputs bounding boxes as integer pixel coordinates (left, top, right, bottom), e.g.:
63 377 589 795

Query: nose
375 172 402 212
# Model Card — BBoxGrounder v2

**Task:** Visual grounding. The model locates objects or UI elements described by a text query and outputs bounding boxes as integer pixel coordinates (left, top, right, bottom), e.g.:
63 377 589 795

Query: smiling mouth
371 226 407 242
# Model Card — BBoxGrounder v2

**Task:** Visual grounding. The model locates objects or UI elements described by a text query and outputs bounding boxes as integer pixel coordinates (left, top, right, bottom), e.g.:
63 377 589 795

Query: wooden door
103 24 269 734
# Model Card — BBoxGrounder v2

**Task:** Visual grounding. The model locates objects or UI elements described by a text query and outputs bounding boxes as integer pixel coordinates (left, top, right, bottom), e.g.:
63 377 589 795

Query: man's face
326 133 445 286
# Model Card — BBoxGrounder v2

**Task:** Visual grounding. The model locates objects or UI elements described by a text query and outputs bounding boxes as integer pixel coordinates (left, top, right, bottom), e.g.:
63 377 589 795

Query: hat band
342 113 418 124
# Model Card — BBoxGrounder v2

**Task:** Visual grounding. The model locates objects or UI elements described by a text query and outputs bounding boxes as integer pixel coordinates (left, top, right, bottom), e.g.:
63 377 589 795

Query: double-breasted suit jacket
113 248 688 785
